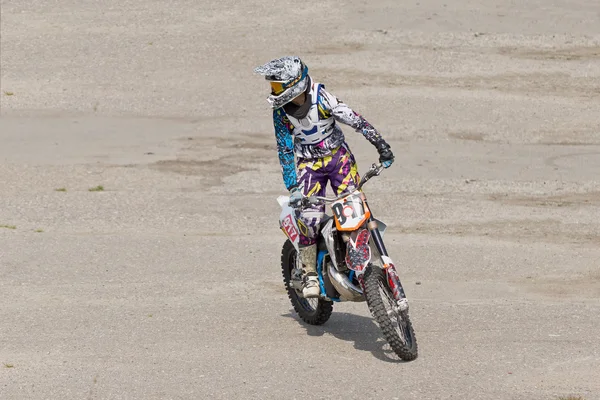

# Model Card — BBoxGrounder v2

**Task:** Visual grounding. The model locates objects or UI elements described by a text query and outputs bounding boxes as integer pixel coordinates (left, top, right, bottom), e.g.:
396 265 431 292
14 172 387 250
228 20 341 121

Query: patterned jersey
273 85 386 191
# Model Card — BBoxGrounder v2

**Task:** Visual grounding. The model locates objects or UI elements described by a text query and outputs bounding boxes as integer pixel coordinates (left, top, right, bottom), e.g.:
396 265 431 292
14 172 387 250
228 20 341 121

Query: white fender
277 196 301 251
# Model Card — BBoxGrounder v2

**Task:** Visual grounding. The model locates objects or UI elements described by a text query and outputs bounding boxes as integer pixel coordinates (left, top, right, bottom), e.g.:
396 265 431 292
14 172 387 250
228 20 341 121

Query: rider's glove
377 142 395 169
289 187 303 208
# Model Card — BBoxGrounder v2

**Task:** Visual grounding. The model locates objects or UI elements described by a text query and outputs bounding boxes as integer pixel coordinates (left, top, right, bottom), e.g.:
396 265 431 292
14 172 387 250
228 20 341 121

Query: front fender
344 228 372 274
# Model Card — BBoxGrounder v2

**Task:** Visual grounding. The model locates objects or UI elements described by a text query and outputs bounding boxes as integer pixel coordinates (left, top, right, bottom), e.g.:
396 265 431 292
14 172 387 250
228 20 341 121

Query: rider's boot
299 244 320 298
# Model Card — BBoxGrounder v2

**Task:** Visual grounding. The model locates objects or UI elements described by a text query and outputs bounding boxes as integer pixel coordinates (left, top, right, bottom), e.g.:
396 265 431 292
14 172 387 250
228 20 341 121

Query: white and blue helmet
254 56 310 109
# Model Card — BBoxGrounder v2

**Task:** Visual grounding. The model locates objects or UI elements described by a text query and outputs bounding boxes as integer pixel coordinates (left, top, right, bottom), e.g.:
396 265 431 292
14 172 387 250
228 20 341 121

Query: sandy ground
1 0 600 399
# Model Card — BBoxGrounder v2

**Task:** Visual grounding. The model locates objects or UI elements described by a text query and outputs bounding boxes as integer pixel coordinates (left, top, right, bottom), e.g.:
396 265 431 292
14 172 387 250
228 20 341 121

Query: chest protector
286 83 335 145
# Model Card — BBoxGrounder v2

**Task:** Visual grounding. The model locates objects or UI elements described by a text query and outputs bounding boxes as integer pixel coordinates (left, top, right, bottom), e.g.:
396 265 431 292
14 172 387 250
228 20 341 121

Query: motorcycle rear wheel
281 239 333 325
363 265 418 360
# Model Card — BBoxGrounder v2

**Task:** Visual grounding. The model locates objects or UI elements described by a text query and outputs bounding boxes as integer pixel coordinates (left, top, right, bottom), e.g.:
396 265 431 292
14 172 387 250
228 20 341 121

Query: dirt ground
1 0 599 399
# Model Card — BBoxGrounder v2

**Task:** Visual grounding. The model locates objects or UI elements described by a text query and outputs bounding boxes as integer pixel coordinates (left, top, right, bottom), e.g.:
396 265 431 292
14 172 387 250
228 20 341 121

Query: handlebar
297 162 384 208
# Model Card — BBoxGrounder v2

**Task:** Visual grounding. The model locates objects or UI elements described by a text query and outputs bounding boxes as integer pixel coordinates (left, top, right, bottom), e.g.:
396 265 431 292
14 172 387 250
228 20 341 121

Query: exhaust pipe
327 264 365 302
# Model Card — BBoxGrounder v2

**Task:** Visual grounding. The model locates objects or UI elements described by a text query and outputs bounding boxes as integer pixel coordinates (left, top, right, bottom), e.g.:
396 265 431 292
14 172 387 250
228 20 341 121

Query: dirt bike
277 162 418 361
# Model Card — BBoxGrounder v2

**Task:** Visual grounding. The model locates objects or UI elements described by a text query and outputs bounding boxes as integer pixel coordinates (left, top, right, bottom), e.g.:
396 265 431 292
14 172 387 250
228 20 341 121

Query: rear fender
277 196 300 252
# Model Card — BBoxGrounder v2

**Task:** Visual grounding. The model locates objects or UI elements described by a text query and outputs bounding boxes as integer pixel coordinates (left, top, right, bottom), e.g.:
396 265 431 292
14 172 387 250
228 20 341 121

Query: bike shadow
281 311 410 363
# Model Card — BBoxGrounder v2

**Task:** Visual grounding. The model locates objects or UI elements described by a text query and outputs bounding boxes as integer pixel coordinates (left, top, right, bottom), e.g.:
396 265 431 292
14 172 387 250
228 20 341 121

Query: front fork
341 199 408 304
364 203 407 302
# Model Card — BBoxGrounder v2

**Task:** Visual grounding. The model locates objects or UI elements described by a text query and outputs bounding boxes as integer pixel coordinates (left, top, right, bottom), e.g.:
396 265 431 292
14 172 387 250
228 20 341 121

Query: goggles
269 65 308 95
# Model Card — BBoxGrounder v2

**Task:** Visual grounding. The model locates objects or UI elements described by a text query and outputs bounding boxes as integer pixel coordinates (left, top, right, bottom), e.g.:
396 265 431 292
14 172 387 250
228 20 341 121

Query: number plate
331 193 371 231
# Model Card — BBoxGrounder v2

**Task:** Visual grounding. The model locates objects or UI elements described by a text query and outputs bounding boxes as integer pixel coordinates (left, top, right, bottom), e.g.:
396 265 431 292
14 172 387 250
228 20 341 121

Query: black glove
377 142 394 168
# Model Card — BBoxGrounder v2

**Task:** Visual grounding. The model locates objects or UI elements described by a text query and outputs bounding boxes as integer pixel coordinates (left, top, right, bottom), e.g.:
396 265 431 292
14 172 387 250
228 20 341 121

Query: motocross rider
254 56 395 298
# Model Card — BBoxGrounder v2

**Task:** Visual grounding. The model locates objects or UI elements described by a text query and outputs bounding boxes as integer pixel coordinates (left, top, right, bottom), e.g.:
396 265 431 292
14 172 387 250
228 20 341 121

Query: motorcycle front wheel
363 265 418 360
281 239 333 325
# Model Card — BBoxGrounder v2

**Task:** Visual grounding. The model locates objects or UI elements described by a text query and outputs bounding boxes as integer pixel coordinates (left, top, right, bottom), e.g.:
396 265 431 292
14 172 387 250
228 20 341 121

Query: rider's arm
273 108 298 191
318 86 388 149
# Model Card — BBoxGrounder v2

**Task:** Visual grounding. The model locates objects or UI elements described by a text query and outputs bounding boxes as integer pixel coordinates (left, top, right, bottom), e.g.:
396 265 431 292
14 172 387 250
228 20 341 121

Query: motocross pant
296 143 360 246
